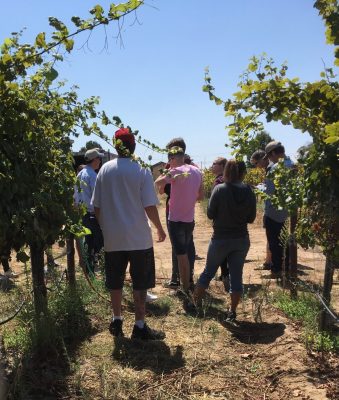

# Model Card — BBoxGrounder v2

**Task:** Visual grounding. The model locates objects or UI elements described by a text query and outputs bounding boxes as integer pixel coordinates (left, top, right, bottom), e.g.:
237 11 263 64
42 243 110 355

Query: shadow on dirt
112 338 185 373
222 320 286 344
296 263 314 271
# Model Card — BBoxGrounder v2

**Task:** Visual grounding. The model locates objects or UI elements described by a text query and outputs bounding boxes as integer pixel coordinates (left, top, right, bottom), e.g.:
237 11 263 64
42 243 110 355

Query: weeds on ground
2 276 98 399
273 290 339 352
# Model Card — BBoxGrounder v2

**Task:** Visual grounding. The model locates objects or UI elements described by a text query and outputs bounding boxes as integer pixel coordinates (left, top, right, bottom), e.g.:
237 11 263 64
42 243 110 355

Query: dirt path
153 198 331 299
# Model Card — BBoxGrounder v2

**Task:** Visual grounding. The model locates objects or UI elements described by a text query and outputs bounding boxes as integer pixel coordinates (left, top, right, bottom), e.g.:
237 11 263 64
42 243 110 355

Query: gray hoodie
207 182 256 239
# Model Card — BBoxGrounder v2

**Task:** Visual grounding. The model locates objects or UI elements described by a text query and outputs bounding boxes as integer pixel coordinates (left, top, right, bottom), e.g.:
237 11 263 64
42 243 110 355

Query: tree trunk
66 235 76 287
319 255 335 331
30 243 47 316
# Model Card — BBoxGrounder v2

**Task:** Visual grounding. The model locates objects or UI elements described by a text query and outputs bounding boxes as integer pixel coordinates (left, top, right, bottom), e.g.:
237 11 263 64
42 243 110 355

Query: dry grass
1 269 338 399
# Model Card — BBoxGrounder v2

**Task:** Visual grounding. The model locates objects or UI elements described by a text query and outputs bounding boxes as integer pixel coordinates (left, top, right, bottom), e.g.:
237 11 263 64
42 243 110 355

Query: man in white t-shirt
92 128 166 340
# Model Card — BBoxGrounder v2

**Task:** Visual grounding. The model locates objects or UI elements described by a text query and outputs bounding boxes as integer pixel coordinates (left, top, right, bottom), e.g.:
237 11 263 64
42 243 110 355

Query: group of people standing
1 126 291 341
68 133 294 340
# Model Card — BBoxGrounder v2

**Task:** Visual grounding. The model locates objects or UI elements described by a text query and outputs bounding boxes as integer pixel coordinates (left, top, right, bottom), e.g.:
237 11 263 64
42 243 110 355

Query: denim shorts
198 236 250 293
104 247 155 290
168 221 195 255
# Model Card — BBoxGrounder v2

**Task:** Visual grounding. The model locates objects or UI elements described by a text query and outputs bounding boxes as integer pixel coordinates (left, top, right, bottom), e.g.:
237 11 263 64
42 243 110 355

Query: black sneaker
164 280 180 289
225 311 236 322
131 323 165 341
109 319 124 337
183 298 197 313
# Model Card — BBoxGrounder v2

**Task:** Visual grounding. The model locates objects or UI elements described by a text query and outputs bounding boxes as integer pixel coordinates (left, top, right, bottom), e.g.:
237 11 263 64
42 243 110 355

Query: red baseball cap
114 128 135 146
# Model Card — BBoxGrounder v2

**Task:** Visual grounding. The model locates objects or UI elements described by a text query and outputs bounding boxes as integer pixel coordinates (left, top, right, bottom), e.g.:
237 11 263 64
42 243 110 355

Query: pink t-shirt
166 164 202 223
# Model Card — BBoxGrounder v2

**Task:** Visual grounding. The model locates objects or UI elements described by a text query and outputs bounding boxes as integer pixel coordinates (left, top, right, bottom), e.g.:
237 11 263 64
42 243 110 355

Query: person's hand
156 227 166 242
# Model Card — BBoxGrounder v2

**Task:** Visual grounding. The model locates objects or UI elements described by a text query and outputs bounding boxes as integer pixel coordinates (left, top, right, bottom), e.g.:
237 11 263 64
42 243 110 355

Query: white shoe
4 269 19 278
146 292 158 303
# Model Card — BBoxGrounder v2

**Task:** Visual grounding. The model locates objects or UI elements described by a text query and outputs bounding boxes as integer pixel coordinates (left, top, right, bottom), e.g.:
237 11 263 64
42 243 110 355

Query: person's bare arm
155 175 167 194
145 205 166 242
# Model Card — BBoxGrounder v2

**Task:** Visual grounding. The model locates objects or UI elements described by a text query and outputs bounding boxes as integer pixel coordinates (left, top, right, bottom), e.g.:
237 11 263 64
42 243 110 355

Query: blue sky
1 0 336 167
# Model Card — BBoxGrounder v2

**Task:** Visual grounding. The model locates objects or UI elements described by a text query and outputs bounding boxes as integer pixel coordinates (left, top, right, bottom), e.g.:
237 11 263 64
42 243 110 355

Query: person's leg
83 213 95 274
166 217 180 285
227 236 250 318
195 239 228 301
133 289 147 322
178 222 195 291
230 292 241 313
263 215 271 268
220 258 230 292
105 251 127 336
265 217 284 274
130 248 156 326
129 248 164 340
110 289 123 316
91 215 104 257
168 221 192 291
177 254 190 291
171 248 180 283
188 235 195 283
220 258 229 278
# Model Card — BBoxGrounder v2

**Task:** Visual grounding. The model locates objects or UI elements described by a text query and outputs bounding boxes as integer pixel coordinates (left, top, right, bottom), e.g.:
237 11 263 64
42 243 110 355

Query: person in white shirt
92 128 166 340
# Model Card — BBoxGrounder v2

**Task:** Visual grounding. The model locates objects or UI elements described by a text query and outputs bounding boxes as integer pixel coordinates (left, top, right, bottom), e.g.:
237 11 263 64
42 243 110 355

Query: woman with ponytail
194 160 256 321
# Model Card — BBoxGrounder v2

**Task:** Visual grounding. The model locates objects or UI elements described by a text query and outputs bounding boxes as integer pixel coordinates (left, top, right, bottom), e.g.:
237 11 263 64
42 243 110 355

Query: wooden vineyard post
66 234 76 287
319 200 338 330
30 243 48 315
289 213 298 277
319 256 335 330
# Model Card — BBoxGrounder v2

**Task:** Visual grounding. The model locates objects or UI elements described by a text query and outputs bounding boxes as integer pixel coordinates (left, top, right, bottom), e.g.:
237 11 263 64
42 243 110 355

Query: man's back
92 158 158 252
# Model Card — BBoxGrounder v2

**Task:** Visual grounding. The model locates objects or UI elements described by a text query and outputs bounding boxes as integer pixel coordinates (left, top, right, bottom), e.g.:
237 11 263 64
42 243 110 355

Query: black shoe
225 310 236 322
183 298 197 313
131 323 165 341
164 280 180 289
109 319 124 337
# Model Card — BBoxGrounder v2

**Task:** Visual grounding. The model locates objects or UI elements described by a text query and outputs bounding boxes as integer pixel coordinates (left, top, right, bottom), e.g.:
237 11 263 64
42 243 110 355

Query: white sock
135 320 145 329
112 316 122 322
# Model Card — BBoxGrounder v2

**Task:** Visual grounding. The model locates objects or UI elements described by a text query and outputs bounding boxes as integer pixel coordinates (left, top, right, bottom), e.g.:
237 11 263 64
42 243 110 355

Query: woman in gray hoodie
194 160 256 322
